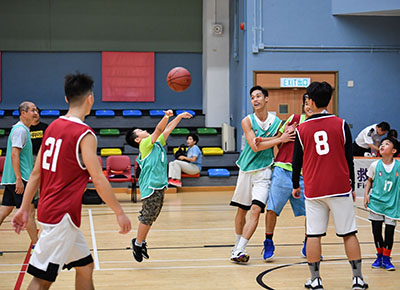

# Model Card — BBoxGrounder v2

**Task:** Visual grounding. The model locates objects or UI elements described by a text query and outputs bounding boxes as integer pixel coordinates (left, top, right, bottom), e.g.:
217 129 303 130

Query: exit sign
280 78 310 88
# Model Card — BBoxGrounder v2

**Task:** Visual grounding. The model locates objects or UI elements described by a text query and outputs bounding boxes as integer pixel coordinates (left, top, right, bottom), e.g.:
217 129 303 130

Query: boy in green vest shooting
125 109 192 262
364 136 400 271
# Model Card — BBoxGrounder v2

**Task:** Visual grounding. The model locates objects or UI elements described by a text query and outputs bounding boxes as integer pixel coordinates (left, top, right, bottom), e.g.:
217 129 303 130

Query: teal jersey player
236 113 281 172
137 134 168 199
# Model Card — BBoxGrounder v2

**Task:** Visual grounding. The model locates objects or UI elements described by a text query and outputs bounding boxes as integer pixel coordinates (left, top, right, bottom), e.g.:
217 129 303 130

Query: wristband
165 115 170 119
256 137 262 143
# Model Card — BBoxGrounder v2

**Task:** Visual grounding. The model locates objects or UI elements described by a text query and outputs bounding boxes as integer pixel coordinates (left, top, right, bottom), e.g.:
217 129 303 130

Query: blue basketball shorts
267 166 305 217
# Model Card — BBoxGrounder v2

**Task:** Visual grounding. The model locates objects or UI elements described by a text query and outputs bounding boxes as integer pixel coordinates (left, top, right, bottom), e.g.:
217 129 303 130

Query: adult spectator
168 133 202 187
30 108 48 207
30 108 48 157
353 122 390 156
0 101 39 245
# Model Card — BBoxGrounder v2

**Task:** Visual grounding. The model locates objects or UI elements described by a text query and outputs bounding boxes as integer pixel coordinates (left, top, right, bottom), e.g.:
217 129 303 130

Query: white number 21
42 137 63 172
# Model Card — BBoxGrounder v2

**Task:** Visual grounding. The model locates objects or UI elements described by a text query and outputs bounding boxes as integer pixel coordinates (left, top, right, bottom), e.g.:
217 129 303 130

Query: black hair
306 81 332 108
125 127 139 148
388 129 398 139
64 72 94 104
377 122 390 132
302 93 308 106
187 133 199 144
249 86 268 97
381 136 399 155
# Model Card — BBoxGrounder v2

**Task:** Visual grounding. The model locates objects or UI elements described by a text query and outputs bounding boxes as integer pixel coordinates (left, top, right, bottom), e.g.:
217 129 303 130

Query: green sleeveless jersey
368 160 400 220
236 113 281 172
1 123 33 184
137 134 168 199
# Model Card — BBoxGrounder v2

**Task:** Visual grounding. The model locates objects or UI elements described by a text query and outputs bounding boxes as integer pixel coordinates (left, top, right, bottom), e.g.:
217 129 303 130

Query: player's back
297 114 351 198
38 116 95 227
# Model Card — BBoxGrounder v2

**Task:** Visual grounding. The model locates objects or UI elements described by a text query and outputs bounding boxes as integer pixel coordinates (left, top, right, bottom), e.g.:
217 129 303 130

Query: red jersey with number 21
296 115 351 199
37 116 95 227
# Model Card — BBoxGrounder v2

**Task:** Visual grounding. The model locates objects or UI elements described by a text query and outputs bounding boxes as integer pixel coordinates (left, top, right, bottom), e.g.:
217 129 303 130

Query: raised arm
80 133 131 234
151 110 174 144
163 111 193 140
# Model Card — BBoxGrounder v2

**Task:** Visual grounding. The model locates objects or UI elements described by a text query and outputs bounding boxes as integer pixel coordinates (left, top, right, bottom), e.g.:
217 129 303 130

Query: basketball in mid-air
167 67 192 92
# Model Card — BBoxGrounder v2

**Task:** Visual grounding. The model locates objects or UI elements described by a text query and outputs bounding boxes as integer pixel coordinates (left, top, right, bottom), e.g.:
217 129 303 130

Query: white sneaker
352 276 368 289
305 277 323 289
230 249 249 263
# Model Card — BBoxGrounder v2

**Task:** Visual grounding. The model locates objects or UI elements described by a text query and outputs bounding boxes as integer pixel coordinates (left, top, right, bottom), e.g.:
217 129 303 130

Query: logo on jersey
379 171 382 177
396 171 399 177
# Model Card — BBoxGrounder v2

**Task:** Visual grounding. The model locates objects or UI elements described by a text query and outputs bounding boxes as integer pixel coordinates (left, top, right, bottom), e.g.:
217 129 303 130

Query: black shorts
1 180 33 208
352 142 370 157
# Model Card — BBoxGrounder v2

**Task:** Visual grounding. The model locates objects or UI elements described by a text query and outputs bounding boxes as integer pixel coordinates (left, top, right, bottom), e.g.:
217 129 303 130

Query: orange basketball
167 67 192 92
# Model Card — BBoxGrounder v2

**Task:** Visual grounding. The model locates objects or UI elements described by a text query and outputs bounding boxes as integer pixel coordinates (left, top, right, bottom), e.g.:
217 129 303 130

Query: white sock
234 234 241 249
135 240 143 247
236 237 249 252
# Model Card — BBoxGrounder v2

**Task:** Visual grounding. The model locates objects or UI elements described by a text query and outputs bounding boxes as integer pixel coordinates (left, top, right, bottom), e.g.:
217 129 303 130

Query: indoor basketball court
1 190 399 290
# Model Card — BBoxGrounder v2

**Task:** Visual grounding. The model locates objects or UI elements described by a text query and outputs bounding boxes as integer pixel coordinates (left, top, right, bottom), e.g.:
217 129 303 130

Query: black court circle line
255 257 373 289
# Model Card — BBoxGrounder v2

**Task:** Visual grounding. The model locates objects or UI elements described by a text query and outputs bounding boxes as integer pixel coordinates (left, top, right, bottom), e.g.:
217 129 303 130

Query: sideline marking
14 242 34 290
88 209 100 270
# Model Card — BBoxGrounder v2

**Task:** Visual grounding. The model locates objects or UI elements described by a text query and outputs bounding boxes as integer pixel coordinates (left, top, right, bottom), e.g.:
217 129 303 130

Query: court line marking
88 209 100 270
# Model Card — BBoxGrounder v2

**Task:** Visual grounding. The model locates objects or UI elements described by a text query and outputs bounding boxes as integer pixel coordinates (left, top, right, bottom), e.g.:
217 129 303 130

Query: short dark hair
64 72 94 104
125 127 139 148
381 136 399 155
250 86 268 97
377 122 390 132
187 133 199 144
306 81 332 108
388 129 398 139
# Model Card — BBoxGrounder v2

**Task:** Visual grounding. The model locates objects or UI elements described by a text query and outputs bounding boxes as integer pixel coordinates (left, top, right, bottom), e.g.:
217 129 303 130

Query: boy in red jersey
292 82 368 290
12 73 131 290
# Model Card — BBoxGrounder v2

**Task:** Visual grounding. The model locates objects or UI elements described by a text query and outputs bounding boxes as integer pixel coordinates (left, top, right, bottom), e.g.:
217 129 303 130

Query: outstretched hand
164 110 174 117
285 121 298 134
179 112 193 119
280 131 296 143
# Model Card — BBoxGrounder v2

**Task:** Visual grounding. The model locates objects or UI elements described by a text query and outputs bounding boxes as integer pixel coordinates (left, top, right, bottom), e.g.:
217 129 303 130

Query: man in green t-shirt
125 109 192 262
0 101 39 245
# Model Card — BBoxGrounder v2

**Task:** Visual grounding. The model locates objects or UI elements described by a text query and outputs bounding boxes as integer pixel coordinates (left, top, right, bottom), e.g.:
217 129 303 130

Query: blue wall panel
243 0 400 137
0 52 202 111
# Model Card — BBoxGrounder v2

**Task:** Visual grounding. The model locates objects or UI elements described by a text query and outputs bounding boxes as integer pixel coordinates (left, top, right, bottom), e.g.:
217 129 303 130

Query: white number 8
314 131 329 155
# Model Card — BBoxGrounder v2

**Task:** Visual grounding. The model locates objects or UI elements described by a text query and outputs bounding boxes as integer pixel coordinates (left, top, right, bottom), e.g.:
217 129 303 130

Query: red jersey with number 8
296 115 351 199
37 116 95 227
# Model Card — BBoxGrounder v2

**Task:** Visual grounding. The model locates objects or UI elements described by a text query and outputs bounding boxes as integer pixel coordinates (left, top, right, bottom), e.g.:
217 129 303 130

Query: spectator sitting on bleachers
168 133 202 187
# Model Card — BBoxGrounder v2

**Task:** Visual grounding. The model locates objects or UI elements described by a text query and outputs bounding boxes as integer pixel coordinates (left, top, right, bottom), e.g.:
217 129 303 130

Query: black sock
265 233 273 240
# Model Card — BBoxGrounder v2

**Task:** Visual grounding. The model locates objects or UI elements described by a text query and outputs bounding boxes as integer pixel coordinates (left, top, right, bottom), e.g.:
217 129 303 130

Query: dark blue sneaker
371 253 383 269
382 255 395 271
301 240 307 257
262 239 274 260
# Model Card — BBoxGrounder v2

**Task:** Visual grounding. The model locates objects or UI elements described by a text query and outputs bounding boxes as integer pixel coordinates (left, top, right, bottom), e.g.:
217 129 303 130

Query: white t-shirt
367 160 395 179
355 124 381 149
11 121 29 149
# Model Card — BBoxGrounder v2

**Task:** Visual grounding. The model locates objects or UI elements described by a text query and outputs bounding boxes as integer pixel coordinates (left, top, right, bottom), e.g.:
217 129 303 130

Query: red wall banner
102 52 155 102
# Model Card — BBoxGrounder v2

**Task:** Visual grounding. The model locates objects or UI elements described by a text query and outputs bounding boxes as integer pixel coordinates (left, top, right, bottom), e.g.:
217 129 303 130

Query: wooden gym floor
0 189 399 289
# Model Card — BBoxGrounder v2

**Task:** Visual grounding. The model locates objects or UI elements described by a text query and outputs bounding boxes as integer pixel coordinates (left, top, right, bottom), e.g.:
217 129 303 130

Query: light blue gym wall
332 0 400 15
239 0 400 138
1 52 202 110
229 0 246 145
